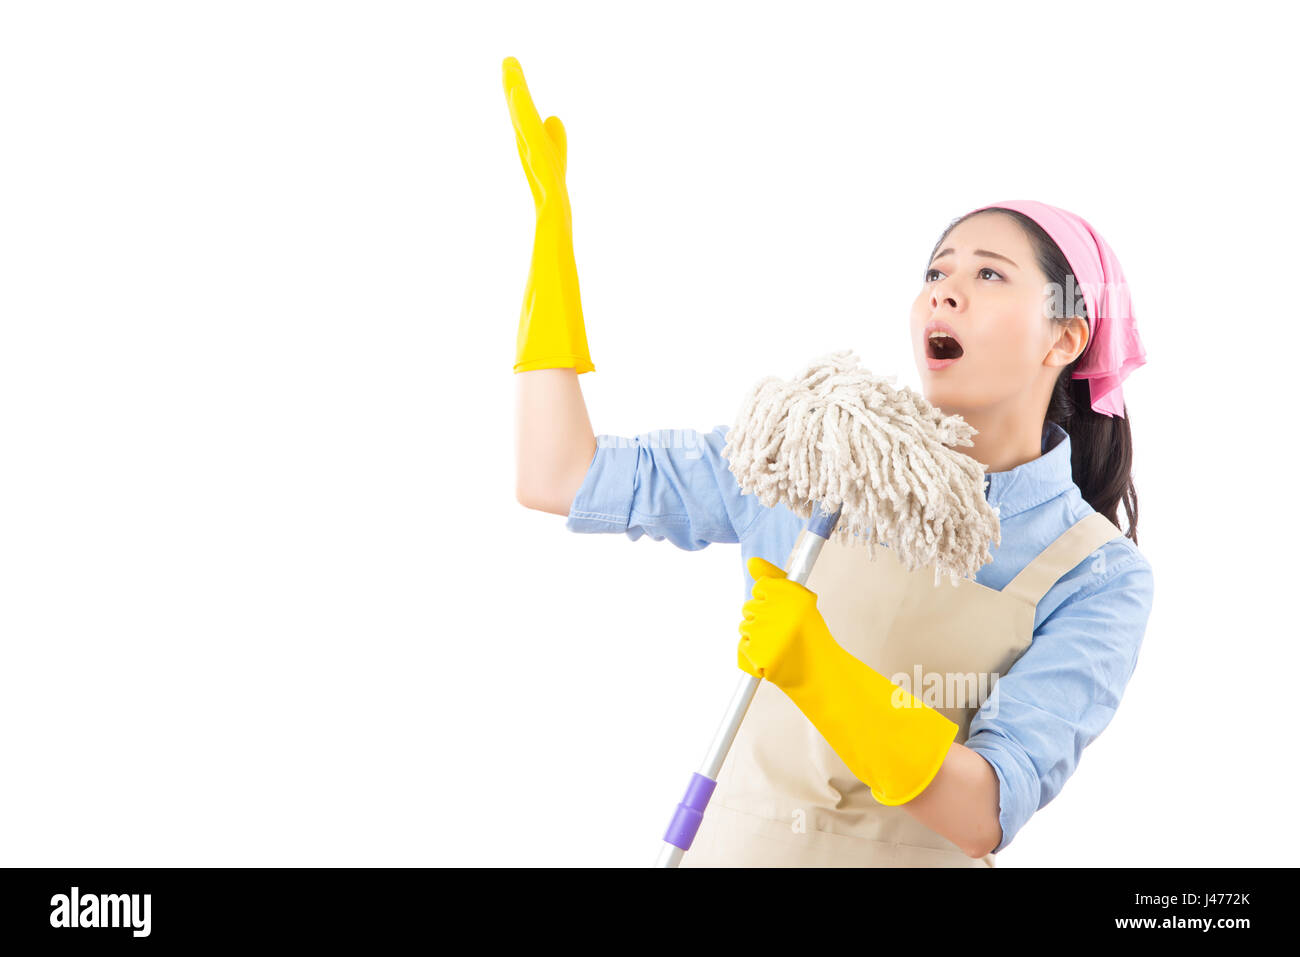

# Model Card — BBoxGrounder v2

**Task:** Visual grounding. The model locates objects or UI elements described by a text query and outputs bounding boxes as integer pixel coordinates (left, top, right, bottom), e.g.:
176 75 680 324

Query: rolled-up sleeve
965 551 1155 853
565 425 766 550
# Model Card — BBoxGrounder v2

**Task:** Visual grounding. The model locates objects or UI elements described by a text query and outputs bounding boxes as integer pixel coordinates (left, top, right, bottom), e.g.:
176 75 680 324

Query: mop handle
655 502 843 868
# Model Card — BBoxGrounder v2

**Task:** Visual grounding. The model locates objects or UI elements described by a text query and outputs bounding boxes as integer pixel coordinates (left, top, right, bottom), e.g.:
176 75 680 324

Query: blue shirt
565 420 1154 854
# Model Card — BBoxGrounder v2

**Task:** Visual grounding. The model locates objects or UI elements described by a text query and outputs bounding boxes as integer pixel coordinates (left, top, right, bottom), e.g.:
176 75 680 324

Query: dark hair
927 207 1139 544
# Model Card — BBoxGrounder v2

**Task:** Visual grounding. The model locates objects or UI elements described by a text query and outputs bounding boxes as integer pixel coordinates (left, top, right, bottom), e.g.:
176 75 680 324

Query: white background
2 0 1296 867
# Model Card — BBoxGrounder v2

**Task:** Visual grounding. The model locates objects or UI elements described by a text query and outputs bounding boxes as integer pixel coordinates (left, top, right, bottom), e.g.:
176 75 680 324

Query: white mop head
721 349 1001 586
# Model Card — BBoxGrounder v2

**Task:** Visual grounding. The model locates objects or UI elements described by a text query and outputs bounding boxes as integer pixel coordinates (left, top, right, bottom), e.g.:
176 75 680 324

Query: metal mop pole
655 501 843 868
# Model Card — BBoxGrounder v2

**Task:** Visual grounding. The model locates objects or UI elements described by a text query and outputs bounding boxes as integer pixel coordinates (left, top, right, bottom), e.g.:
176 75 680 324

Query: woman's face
909 211 1061 418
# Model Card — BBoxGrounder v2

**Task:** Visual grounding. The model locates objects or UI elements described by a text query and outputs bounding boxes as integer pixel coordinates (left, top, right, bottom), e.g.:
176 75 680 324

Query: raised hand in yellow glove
502 56 595 375
738 556 959 806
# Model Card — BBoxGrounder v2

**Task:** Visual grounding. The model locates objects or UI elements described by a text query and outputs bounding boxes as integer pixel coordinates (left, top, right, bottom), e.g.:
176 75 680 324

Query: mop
656 349 1001 867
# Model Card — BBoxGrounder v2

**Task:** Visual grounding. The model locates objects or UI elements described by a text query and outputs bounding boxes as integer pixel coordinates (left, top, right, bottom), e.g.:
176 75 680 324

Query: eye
924 268 943 281
978 267 1004 280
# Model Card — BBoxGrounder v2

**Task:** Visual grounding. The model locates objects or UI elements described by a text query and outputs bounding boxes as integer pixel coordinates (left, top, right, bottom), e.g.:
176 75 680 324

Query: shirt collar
983 420 1074 518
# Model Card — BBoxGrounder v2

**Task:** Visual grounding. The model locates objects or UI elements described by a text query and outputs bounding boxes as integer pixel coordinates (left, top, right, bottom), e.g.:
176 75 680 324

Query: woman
505 57 1154 866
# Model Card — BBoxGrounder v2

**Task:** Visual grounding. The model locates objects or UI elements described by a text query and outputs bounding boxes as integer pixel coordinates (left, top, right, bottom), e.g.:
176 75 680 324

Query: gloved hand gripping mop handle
654 502 843 868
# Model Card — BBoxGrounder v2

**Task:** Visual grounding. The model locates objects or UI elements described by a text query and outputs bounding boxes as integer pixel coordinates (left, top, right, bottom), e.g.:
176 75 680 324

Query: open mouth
926 332 964 360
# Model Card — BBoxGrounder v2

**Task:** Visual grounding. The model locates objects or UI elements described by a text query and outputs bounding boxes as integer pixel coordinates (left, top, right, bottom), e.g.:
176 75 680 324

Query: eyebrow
930 247 1019 269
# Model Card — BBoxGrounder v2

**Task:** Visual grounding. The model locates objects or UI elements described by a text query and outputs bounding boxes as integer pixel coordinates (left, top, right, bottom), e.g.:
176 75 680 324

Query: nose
929 279 960 312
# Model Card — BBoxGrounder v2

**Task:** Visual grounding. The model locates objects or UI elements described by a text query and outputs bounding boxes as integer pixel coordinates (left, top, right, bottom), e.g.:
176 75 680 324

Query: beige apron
680 510 1123 868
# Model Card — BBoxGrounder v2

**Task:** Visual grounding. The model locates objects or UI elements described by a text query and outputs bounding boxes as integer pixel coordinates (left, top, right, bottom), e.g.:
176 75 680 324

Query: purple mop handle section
662 772 717 850
655 500 843 866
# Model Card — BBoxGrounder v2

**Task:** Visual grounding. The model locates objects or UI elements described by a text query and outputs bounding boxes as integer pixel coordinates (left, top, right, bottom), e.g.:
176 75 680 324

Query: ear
1047 315 1089 368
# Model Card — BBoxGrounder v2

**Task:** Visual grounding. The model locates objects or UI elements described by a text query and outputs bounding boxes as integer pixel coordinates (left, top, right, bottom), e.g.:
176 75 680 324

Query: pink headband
966 199 1147 418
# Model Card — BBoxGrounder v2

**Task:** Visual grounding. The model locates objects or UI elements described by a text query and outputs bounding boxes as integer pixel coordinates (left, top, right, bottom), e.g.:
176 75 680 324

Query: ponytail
1048 365 1139 545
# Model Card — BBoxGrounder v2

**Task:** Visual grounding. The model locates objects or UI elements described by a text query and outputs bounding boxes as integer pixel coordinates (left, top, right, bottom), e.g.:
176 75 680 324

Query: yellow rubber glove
502 56 595 375
738 556 959 806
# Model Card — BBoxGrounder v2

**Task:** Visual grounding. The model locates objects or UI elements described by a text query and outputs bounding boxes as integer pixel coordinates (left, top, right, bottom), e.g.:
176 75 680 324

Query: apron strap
1000 511 1125 607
